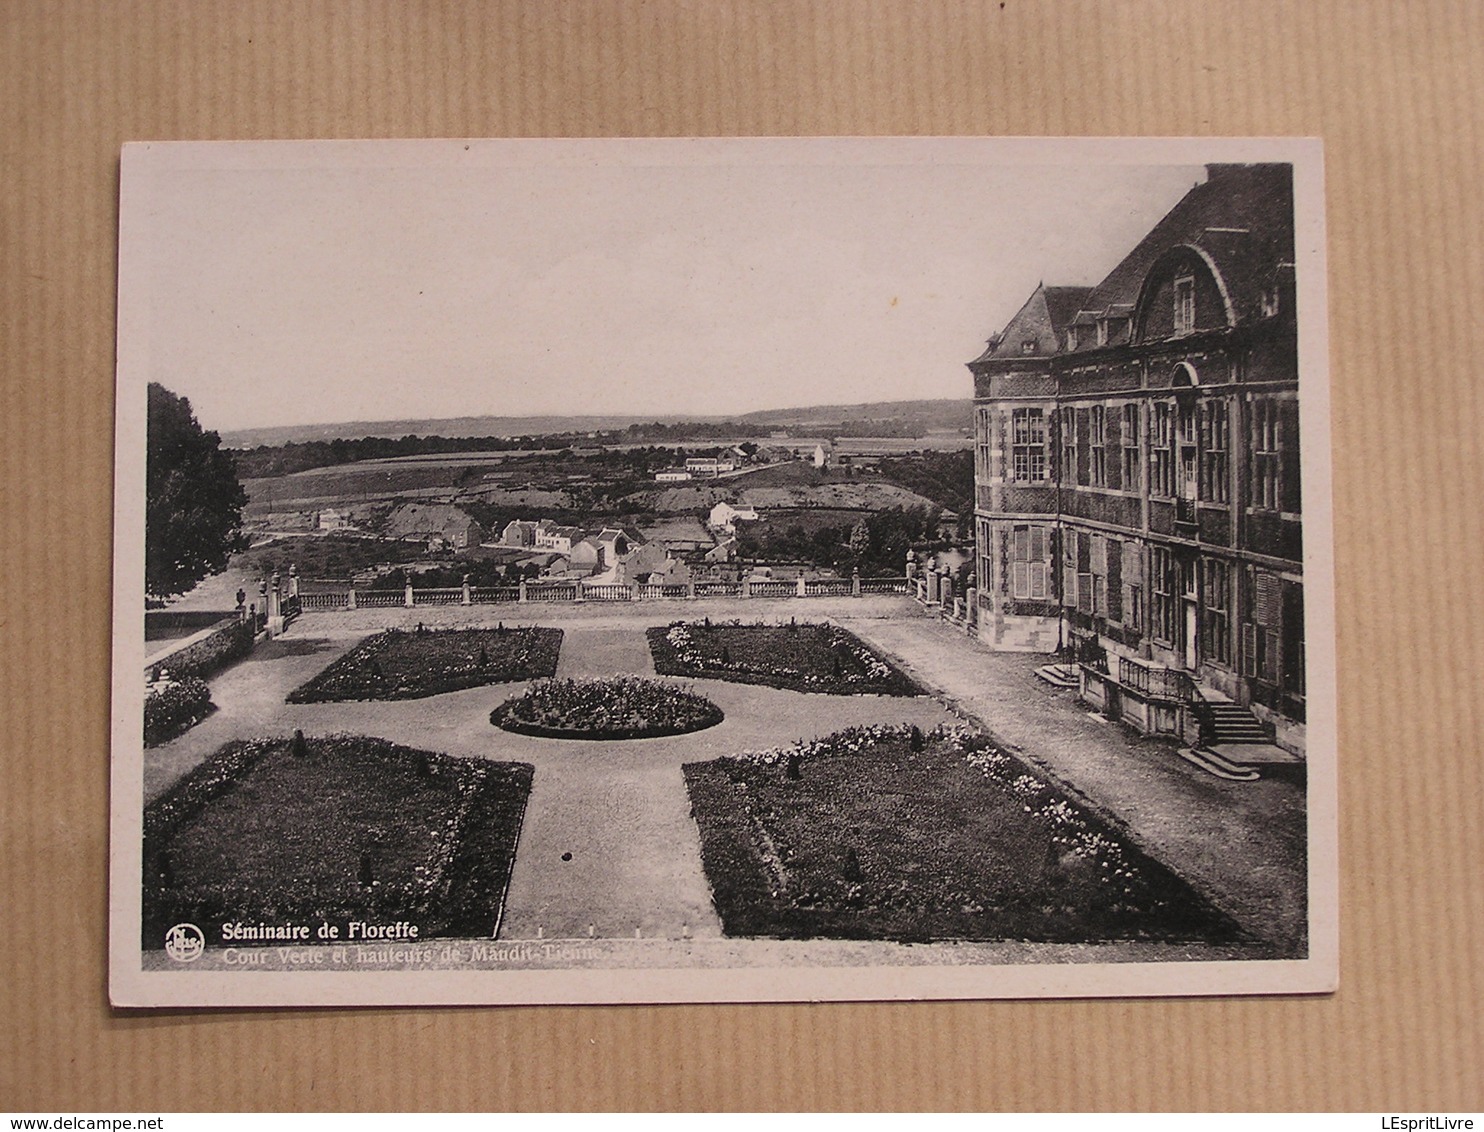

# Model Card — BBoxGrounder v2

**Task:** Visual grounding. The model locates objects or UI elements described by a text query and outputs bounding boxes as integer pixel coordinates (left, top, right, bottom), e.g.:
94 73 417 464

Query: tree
146 383 249 599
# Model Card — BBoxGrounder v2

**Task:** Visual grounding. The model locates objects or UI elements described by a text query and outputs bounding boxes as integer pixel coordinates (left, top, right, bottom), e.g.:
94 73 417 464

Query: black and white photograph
109 136 1335 1007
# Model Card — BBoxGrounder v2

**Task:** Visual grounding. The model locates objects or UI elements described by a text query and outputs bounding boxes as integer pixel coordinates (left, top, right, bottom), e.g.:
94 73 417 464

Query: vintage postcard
110 137 1335 1007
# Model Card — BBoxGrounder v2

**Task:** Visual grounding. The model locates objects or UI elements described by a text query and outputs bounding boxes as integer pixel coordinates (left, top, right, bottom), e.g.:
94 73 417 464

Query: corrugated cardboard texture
1 0 1480 1112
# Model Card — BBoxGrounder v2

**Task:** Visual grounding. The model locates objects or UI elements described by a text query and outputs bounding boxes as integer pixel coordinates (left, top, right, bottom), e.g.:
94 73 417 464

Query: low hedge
148 616 255 682
144 677 213 746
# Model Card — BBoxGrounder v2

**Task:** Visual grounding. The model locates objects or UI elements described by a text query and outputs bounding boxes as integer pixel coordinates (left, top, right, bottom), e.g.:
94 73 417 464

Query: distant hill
220 414 715 449
739 399 972 431
221 399 973 450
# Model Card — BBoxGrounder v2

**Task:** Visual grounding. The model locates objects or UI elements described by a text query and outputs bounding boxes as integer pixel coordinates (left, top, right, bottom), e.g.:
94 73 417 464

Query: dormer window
1096 319 1109 347
1021 339 1037 355
1261 286 1281 317
1066 329 1077 351
1174 275 1196 336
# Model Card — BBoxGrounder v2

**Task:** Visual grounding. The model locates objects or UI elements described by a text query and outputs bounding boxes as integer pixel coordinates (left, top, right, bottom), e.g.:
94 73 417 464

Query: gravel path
144 615 956 943
844 615 1309 954
141 601 1306 955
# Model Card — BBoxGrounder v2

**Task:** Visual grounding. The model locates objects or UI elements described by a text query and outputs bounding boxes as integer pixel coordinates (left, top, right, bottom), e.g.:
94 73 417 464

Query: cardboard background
0 0 1479 1111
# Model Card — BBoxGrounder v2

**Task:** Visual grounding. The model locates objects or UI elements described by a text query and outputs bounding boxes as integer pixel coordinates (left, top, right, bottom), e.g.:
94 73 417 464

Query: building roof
1066 163 1294 351
972 284 1094 363
974 164 1294 361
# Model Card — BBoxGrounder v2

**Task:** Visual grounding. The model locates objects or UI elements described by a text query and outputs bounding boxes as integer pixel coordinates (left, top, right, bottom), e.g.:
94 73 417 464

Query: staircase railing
1171 669 1217 747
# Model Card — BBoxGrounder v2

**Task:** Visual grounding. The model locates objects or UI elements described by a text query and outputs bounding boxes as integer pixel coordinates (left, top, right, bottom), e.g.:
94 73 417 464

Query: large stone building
969 164 1305 754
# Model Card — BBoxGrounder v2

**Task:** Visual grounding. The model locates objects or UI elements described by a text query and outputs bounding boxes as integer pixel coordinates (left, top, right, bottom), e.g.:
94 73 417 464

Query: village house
316 508 352 532
968 163 1304 754
684 455 736 477
708 501 759 534
654 469 693 482
499 519 538 548
533 520 585 554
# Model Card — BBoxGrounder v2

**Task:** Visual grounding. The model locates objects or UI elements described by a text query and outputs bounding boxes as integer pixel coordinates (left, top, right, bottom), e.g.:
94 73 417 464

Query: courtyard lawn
141 734 533 947
647 620 920 696
684 725 1240 944
286 626 562 702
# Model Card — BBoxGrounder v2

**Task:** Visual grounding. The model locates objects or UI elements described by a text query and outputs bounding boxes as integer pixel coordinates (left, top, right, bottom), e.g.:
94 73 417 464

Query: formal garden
141 732 533 948
647 619 921 696
286 625 562 702
491 676 724 740
683 723 1240 944
144 676 215 746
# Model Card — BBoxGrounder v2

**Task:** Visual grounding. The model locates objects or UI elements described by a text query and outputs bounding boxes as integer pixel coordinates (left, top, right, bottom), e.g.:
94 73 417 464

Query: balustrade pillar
461 574 472 605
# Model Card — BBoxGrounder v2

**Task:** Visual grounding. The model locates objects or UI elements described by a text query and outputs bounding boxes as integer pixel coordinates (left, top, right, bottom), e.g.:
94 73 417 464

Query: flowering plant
144 676 213 745
492 676 723 739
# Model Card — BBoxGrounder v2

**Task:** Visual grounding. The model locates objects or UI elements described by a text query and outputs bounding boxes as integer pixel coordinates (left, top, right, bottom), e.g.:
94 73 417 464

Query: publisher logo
164 922 205 962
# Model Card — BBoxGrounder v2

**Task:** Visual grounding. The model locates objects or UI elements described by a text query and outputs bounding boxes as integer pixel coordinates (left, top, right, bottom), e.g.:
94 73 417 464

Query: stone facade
969 164 1305 752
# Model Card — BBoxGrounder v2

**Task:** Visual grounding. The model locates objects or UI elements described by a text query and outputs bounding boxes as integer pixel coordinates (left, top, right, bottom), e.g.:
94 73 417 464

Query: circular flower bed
491 677 724 740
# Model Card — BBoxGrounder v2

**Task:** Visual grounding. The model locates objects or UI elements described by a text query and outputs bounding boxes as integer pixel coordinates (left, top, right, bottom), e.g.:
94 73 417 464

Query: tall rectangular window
1174 276 1196 336
978 520 992 593
975 406 993 482
1059 406 1076 481
1201 400 1230 503
1151 401 1175 498
1089 405 1107 487
1151 546 1177 644
1121 403 1141 490
1252 398 1281 510
1011 408 1047 482
1201 558 1232 665
1011 525 1049 600
1106 537 1122 622
1062 528 1078 610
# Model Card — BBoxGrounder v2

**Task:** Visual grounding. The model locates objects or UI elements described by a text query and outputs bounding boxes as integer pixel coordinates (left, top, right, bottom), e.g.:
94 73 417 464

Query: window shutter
1242 622 1258 678
1078 572 1094 614
1013 527 1029 561
1028 526 1045 562
1012 561 1030 599
1256 571 1281 626
1030 562 1048 600
1263 628 1281 683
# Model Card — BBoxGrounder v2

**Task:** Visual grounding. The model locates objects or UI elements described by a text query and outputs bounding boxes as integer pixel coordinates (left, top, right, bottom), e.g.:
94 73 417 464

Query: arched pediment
1131 244 1235 343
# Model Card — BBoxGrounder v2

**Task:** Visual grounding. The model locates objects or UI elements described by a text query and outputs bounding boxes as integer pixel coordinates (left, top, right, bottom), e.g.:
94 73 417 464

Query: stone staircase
1198 699 1274 745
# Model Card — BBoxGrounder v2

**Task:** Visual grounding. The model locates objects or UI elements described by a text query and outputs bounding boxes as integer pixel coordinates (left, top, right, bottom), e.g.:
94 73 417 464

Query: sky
124 139 1206 432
